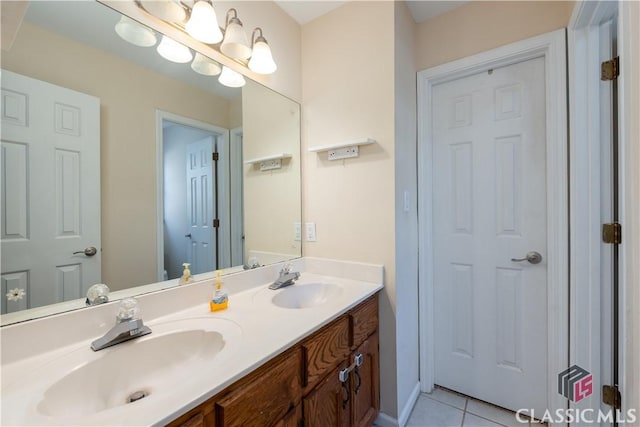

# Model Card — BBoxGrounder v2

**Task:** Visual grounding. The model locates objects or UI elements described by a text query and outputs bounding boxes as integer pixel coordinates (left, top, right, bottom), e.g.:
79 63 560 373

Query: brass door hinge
603 385 621 409
603 223 622 244
212 152 219 161
213 219 220 228
601 57 620 81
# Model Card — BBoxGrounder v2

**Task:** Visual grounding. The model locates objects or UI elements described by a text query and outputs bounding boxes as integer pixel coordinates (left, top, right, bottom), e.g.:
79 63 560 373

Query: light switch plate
305 222 317 242
294 222 301 241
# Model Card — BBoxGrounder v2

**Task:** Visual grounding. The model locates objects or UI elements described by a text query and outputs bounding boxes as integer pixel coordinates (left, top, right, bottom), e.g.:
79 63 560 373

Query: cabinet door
215 348 301 427
273 404 302 427
350 295 378 350
303 361 350 427
302 316 350 394
167 405 215 427
351 332 380 427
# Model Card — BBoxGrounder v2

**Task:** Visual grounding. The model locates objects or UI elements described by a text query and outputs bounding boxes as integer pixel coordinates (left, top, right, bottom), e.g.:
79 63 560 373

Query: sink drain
126 390 149 404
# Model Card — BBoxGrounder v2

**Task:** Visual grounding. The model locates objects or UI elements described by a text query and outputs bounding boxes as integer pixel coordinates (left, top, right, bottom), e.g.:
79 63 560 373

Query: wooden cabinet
351 332 379 427
303 360 351 427
215 347 301 427
303 295 380 427
167 293 379 427
302 316 351 394
272 404 302 427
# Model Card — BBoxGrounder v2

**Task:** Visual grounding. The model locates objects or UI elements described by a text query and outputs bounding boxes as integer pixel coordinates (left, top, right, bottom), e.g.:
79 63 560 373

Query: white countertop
0 258 383 426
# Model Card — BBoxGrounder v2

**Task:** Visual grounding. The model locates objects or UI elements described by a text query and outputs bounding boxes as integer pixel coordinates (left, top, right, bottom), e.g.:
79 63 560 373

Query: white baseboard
398 382 421 427
376 382 421 427
375 412 399 427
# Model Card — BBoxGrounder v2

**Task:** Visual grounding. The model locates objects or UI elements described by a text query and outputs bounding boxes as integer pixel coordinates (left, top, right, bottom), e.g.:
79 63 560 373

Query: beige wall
416 0 574 70
2 22 233 291
393 0 420 418
301 1 397 417
242 81 302 263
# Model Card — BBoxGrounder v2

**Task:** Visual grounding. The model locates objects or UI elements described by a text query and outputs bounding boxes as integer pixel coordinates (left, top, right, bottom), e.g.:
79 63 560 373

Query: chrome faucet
269 264 300 290
91 298 152 351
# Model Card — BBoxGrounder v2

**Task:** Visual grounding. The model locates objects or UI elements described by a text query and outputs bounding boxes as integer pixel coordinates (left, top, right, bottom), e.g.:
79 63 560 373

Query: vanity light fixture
191 52 222 76
185 1 223 44
115 15 158 47
248 28 277 75
134 2 278 77
218 66 246 88
157 35 193 63
220 8 251 60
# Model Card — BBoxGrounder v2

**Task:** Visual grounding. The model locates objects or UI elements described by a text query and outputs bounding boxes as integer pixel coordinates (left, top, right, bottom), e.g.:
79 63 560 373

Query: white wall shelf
244 153 292 171
308 138 376 161
308 138 376 153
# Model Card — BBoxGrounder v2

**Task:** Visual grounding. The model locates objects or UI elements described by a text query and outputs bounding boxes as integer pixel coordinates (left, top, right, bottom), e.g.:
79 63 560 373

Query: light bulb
218 66 246 88
115 16 157 47
156 36 193 63
140 0 186 23
191 53 222 76
220 11 251 60
248 39 277 74
185 1 223 44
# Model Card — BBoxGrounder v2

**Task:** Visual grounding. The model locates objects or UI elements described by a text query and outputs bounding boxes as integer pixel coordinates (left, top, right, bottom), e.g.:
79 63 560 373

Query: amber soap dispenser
210 270 228 312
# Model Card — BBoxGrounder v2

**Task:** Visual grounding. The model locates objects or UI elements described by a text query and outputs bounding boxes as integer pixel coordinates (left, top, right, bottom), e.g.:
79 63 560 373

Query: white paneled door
185 137 215 275
432 57 547 413
1 70 100 313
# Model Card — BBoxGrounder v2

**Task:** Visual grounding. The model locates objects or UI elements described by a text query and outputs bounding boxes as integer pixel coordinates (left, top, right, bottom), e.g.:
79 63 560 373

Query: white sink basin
3 317 241 423
270 282 343 309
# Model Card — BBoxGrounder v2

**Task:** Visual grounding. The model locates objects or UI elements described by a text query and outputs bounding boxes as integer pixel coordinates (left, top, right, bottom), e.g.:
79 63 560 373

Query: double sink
2 280 341 425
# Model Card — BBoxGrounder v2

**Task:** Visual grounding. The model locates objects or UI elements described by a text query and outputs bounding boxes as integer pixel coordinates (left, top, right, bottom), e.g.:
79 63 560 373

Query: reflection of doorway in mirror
229 128 244 267
158 112 241 281
1 70 101 314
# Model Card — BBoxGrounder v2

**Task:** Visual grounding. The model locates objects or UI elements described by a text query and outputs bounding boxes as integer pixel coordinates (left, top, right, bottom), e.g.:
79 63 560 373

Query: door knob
73 246 97 257
511 251 542 264
185 233 192 238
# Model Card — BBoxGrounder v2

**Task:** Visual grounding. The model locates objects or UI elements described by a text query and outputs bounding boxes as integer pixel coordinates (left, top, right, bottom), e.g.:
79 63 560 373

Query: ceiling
274 0 469 25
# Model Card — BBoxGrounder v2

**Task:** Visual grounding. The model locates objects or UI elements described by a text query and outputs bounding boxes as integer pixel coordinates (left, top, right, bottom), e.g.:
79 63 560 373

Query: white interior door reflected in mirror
185 136 216 275
1 70 101 314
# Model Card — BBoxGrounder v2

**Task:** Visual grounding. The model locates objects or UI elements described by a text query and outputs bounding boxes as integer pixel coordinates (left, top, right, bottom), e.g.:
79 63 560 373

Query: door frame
569 0 640 418
567 0 618 418
155 110 230 281
417 29 568 417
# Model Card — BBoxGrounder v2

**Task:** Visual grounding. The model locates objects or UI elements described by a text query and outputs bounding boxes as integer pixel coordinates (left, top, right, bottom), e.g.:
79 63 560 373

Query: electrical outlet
327 145 359 161
294 222 301 241
260 159 282 171
305 222 317 242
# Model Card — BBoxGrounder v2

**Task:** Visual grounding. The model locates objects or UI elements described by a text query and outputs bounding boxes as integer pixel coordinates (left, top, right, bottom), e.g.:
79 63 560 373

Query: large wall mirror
0 0 301 325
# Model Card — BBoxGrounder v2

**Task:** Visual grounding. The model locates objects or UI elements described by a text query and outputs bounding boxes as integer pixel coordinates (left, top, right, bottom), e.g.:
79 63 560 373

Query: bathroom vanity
168 294 379 427
0 258 382 426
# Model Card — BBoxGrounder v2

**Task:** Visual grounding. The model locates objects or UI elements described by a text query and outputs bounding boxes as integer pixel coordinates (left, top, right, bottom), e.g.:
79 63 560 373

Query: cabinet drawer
302 316 350 393
350 295 378 348
215 348 301 427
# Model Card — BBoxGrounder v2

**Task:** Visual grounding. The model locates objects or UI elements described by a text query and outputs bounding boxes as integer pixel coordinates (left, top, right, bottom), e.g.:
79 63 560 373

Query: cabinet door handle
354 366 362 395
353 353 363 394
340 374 350 409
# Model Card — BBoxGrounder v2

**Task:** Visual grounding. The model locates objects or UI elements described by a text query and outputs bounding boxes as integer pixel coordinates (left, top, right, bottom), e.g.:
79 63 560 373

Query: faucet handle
86 283 110 306
116 298 140 322
280 264 291 275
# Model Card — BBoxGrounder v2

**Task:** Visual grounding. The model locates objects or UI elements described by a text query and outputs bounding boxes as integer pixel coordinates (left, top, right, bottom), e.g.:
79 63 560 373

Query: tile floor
400 386 541 427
